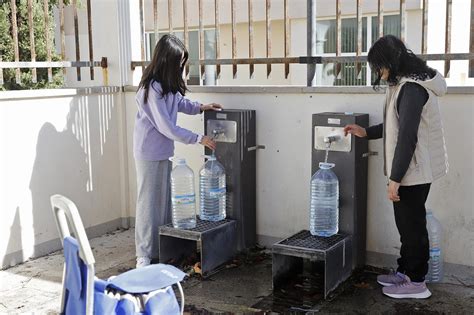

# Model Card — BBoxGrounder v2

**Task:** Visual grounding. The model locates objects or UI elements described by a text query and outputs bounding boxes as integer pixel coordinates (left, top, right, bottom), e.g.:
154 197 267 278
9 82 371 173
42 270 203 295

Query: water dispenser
204 109 259 251
272 112 369 298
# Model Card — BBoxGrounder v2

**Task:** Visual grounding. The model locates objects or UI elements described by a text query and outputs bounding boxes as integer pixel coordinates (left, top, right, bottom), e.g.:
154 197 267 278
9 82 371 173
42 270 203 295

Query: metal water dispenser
159 109 258 277
272 112 369 298
204 109 259 251
312 112 369 268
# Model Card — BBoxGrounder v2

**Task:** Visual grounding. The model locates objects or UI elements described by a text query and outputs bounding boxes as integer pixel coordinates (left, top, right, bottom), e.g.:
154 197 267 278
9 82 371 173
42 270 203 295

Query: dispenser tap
212 128 225 137
323 135 342 144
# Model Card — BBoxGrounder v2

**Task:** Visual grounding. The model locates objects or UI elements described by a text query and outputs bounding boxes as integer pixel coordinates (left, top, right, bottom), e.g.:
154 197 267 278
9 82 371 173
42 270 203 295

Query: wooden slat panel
43 0 53 82
199 0 204 77
378 0 384 39
0 56 4 85
59 0 66 76
10 0 21 84
444 0 452 77
231 0 237 78
87 0 94 80
154 0 159 42
422 0 428 54
27 0 37 83
215 0 221 78
266 0 272 78
184 0 189 79
356 0 362 77
73 0 81 80
335 0 342 78
168 0 173 34
400 0 406 42
139 0 145 61
284 0 290 79
248 0 254 78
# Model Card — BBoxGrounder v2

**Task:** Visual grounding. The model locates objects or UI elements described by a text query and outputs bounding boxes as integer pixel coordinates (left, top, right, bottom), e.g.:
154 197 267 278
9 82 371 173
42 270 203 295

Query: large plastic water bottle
170 158 196 229
199 155 226 221
310 162 339 237
426 210 443 282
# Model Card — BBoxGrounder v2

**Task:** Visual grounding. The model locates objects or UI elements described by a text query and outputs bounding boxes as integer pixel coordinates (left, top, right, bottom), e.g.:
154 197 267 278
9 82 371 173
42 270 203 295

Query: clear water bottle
170 158 196 229
199 155 226 221
310 162 339 237
426 210 443 282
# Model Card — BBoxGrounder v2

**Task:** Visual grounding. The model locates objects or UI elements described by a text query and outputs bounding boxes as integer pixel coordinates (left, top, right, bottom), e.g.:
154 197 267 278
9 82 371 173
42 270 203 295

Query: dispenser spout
323 134 342 144
212 128 225 138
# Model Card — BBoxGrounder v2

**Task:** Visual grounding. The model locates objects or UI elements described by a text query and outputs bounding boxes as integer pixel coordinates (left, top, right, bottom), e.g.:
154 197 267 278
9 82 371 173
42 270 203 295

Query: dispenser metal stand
272 231 352 298
159 218 237 278
272 112 369 298
159 109 258 277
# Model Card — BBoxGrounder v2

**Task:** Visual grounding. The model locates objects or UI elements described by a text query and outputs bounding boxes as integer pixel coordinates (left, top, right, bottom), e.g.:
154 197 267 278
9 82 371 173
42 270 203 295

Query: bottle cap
319 162 335 169
204 155 217 161
171 157 186 165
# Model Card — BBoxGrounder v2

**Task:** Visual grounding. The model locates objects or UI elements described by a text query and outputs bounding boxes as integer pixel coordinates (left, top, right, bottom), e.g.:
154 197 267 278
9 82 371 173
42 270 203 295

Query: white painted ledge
124 85 474 94
1 85 471 102
0 86 121 101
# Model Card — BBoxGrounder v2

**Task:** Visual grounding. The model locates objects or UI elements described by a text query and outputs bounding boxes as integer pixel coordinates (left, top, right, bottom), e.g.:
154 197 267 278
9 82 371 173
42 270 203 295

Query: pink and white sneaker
377 271 409 287
382 279 432 299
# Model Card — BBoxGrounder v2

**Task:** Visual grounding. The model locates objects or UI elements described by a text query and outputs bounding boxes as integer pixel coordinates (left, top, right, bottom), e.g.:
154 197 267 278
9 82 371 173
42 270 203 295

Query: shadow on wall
3 208 23 267
2 92 118 269
29 119 89 255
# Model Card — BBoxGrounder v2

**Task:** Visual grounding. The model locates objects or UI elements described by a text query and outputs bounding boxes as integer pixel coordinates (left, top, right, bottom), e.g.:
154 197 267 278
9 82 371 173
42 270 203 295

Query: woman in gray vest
344 35 448 299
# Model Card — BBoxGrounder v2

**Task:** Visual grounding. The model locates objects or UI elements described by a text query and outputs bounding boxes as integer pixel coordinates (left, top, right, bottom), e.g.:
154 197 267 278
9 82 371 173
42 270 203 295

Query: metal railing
131 0 474 87
0 0 108 87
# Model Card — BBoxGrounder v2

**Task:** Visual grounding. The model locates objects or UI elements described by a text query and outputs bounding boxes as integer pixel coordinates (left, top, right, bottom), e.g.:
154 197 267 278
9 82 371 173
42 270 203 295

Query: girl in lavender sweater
134 34 222 268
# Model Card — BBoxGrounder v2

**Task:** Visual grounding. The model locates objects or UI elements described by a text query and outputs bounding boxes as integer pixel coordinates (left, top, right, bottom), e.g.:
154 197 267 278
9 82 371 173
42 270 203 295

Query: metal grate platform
159 218 237 277
162 218 233 233
278 230 347 251
272 230 352 299
160 218 234 241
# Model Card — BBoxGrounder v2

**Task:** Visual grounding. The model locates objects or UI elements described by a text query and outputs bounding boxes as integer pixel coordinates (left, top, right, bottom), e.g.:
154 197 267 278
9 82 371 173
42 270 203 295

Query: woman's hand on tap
200 103 223 112
344 124 367 138
200 136 217 151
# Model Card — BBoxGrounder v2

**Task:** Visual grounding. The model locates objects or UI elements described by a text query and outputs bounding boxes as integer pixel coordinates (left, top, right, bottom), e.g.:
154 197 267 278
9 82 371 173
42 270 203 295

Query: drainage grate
277 230 347 251
163 218 233 233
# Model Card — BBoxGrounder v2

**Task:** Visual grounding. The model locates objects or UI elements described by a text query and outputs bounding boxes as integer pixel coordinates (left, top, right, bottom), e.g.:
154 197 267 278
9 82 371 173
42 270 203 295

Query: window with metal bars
146 29 217 86
316 14 400 86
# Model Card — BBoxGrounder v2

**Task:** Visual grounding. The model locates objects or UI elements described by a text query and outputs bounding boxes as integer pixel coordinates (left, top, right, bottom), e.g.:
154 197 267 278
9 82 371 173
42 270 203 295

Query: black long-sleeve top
366 82 429 183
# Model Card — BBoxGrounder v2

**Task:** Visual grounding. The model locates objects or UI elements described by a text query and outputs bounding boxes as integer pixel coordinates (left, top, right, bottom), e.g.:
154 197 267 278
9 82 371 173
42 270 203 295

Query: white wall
0 89 128 268
125 88 474 267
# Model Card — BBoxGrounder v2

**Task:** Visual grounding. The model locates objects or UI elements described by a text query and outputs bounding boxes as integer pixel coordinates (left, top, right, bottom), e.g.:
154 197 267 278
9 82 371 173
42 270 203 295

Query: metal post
307 0 316 86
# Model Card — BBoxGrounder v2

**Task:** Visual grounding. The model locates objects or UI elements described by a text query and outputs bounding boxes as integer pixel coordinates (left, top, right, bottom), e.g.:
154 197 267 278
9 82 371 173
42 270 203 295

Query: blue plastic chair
50 195 186 315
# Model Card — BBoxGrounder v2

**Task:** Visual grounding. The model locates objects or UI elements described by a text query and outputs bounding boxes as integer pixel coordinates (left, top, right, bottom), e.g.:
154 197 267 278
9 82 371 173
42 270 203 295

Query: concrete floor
1 228 473 314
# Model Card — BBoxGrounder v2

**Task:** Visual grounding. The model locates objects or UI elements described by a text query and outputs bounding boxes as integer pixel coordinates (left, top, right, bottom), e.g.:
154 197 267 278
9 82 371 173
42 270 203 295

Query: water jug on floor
310 162 339 237
199 155 226 221
171 158 196 229
426 210 443 282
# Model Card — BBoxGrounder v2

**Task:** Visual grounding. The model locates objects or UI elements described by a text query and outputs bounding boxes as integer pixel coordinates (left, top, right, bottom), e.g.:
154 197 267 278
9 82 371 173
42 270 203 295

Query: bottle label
172 194 195 205
430 248 441 257
209 188 226 198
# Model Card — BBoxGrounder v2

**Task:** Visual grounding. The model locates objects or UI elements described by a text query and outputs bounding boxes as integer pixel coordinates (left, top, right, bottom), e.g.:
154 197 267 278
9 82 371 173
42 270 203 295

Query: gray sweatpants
135 159 172 259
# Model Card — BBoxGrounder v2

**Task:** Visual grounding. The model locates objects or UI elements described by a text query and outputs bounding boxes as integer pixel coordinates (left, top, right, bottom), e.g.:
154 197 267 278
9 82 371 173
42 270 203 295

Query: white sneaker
136 256 151 268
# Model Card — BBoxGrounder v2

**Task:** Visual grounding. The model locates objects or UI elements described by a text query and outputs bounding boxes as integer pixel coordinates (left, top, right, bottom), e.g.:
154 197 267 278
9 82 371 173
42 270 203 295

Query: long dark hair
367 35 435 88
138 34 188 102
